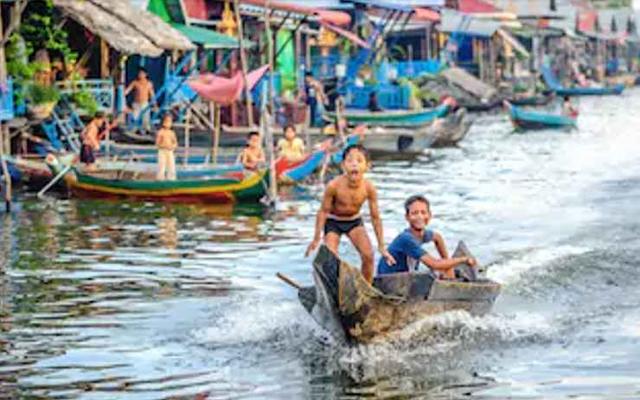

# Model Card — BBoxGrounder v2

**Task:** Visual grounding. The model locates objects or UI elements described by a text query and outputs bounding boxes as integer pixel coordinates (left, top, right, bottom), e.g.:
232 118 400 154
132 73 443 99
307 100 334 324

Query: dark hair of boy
342 144 369 162
139 67 147 74
283 124 295 134
404 195 430 214
247 131 260 139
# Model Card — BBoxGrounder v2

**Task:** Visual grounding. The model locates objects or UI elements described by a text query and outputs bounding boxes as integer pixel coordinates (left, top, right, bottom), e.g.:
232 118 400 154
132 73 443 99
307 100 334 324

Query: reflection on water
2 91 640 399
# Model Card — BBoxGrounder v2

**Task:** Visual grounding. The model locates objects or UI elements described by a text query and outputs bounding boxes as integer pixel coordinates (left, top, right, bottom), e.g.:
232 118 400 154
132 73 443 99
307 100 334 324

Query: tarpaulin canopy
458 0 498 14
413 7 440 23
239 0 351 26
188 65 270 105
321 22 370 48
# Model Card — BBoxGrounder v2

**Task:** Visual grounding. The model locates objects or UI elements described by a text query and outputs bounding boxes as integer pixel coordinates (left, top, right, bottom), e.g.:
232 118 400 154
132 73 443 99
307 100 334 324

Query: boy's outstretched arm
420 253 476 278
433 232 449 259
305 182 335 256
367 182 396 265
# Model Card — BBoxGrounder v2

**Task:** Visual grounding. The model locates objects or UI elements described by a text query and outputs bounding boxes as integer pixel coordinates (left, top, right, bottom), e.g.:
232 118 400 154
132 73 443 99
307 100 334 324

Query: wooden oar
276 272 302 290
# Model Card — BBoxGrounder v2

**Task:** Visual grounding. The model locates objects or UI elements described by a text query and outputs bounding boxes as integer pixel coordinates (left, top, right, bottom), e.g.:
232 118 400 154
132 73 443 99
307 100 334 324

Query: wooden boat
508 93 554 107
360 108 472 154
505 101 576 131
542 65 624 96
324 104 450 126
361 124 437 156
275 149 326 184
294 244 501 344
47 157 268 204
430 108 473 147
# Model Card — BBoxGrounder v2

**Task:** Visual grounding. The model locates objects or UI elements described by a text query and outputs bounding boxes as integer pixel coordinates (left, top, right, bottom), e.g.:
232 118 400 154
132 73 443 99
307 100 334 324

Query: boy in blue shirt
378 195 476 279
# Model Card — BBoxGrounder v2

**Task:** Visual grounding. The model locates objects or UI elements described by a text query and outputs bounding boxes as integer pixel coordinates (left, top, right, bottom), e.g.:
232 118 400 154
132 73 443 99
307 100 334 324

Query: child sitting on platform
305 144 394 283
237 131 265 171
277 125 305 162
155 114 177 181
377 195 476 279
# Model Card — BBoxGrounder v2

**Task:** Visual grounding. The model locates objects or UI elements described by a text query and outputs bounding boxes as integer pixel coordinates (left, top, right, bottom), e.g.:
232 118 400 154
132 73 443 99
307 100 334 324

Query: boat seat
373 271 435 300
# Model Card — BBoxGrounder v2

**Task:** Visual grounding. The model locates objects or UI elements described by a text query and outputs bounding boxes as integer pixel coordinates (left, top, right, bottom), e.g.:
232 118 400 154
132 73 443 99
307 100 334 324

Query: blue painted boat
505 102 576 131
324 104 450 127
542 65 624 96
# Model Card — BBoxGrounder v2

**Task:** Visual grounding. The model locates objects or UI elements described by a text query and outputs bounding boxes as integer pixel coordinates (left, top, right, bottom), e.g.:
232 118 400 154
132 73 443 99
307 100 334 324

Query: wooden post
100 38 110 79
0 6 12 212
233 0 254 127
265 0 276 117
211 102 221 166
184 105 192 166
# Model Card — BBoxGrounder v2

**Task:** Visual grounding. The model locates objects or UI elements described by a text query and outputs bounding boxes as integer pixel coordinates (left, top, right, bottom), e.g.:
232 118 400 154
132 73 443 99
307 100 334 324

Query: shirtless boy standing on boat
377 195 476 279
305 144 395 283
156 114 177 180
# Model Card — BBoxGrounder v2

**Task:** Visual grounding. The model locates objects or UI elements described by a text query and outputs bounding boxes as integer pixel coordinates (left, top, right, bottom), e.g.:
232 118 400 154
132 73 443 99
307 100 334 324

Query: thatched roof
53 0 195 57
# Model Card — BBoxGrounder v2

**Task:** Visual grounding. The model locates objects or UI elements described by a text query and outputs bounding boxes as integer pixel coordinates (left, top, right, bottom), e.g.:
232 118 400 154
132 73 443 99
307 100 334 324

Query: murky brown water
2 91 640 399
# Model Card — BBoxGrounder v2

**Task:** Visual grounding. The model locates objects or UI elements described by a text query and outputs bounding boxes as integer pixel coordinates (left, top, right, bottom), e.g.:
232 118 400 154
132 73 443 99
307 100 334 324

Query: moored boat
47 156 269 204
275 149 326 184
430 108 472 147
324 104 449 126
542 65 624 96
505 101 576 131
294 245 501 344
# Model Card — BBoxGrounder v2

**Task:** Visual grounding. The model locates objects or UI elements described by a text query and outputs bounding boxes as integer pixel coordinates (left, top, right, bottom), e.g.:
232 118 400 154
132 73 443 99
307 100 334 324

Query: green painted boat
324 104 450 126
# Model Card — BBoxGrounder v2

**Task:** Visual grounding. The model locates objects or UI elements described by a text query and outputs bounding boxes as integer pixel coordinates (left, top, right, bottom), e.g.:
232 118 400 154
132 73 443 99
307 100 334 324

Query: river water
2 91 640 399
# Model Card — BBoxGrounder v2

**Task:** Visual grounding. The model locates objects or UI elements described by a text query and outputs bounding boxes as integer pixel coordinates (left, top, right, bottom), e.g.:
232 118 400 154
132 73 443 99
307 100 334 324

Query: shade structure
53 0 194 57
321 22 370 48
170 23 243 49
188 65 270 105
239 0 351 26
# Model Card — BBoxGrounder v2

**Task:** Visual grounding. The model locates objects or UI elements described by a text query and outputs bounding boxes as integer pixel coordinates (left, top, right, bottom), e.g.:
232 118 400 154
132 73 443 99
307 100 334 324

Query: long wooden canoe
505 101 576 131
296 244 501 344
48 159 268 204
324 104 450 126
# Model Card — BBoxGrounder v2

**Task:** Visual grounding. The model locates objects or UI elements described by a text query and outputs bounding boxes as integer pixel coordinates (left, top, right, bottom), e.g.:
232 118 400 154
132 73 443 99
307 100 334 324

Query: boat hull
506 102 576 131
55 164 268 204
325 105 449 126
300 245 501 344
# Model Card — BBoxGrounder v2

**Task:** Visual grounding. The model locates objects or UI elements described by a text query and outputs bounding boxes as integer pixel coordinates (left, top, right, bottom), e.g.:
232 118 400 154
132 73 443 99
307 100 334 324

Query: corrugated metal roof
439 9 500 37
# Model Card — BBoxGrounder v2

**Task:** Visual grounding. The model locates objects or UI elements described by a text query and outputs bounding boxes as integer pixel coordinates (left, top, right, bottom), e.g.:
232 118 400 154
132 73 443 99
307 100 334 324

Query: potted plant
25 82 60 119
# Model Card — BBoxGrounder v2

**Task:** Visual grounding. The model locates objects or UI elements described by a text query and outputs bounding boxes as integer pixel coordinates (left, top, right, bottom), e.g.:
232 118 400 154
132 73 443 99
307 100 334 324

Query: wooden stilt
0 124 11 212
184 105 192 166
233 0 254 127
211 102 221 166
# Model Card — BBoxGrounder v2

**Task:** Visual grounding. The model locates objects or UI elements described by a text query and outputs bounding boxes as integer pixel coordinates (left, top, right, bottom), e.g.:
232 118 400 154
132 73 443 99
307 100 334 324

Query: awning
497 29 529 58
322 22 370 48
53 0 194 57
440 10 501 37
171 23 243 49
458 0 499 14
239 0 351 26
188 65 270 105
413 7 440 23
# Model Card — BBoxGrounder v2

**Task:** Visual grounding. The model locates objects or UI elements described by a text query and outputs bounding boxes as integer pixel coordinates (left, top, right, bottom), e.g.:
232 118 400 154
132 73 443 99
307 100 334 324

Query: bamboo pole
233 0 254 127
211 102 221 166
0 6 12 212
264 0 277 203
184 105 191 166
